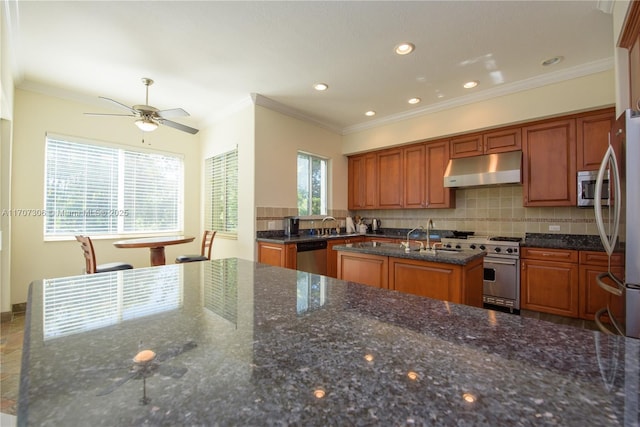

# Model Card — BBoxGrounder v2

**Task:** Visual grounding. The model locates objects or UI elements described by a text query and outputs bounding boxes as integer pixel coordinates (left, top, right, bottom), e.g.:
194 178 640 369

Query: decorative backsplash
256 184 612 237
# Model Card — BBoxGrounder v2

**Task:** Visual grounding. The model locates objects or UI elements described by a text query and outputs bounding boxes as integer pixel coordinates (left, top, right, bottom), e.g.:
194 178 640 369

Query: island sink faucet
403 226 424 252
426 218 434 251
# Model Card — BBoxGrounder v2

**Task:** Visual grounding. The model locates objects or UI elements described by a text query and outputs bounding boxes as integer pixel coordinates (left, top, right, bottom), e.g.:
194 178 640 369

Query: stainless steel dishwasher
296 240 327 275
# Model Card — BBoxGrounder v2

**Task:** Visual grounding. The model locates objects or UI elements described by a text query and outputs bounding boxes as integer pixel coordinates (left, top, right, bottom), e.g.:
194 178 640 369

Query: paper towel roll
346 216 356 233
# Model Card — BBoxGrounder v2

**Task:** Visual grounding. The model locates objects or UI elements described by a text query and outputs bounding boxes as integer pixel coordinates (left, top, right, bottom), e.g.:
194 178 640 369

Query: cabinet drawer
521 247 578 263
579 250 624 266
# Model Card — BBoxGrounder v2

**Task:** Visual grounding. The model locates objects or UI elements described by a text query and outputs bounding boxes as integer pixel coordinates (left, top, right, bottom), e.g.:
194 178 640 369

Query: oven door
483 257 520 309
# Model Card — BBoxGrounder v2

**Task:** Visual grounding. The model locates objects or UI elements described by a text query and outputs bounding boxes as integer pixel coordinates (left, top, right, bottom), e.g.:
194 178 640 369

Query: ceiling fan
85 78 199 135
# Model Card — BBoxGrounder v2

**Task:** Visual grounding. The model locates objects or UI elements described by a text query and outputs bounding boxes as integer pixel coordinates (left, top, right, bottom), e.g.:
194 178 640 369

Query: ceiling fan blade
157 108 189 119
159 119 199 135
84 112 136 117
99 96 138 114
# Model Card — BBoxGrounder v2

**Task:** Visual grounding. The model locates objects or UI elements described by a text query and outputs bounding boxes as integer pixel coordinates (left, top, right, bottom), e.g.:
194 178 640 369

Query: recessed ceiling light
313 83 328 91
394 42 415 55
365 110 376 117
541 56 564 67
408 97 421 105
463 80 479 89
436 93 445 99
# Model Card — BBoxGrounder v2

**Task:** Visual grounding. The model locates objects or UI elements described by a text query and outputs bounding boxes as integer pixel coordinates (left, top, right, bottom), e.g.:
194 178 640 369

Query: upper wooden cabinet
377 148 403 209
403 144 426 208
576 108 615 171
348 153 377 210
425 139 454 208
450 127 521 159
450 133 483 158
618 0 640 111
522 118 576 206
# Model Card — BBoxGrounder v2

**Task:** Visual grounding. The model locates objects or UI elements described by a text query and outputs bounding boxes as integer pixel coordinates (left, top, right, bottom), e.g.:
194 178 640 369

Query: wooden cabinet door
425 139 455 208
520 258 579 317
389 257 462 303
450 133 483 158
483 127 521 154
326 236 365 278
258 242 296 269
377 148 403 209
631 34 640 111
337 251 388 288
522 119 576 206
576 108 615 171
403 144 426 208
348 153 377 210
579 264 624 321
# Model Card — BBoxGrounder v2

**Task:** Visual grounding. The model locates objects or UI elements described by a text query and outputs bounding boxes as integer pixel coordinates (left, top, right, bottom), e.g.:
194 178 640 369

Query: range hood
443 151 522 188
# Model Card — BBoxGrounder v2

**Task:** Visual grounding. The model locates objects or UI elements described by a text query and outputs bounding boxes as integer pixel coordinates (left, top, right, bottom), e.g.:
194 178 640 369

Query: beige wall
10 89 202 304
254 105 346 231
342 70 615 154
199 100 256 261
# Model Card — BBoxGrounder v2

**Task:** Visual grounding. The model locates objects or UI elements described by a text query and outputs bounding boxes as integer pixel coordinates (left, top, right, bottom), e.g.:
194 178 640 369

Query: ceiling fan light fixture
135 118 158 132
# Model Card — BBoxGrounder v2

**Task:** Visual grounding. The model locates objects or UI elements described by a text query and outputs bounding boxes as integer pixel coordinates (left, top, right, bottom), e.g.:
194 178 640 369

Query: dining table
112 235 195 266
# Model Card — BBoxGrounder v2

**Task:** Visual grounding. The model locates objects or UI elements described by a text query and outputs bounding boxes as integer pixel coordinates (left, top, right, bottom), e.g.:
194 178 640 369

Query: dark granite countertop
523 233 610 252
19 259 639 426
333 241 486 265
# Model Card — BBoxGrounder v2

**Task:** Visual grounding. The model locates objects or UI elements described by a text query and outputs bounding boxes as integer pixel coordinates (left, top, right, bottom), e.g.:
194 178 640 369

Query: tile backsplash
256 185 612 237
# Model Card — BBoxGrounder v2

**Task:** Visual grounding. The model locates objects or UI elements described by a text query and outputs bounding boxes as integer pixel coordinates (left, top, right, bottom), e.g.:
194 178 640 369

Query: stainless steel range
441 235 521 313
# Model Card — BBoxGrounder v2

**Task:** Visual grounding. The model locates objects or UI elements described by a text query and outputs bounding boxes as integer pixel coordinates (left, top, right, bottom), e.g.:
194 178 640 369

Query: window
205 147 238 236
44 134 183 238
297 152 328 216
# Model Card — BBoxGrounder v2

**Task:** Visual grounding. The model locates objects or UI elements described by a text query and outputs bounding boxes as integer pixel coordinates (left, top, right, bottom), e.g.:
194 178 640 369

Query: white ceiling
5 1 615 135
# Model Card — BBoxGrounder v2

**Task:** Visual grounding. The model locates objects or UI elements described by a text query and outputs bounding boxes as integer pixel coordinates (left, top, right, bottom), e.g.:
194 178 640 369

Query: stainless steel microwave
577 170 609 207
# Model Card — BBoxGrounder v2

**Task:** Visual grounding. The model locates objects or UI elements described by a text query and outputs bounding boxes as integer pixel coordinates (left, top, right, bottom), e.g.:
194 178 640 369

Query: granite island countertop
333 241 486 265
18 259 639 426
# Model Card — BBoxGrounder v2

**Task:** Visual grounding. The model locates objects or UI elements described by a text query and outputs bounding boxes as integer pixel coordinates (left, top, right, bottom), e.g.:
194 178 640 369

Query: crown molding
341 58 614 135
251 93 343 134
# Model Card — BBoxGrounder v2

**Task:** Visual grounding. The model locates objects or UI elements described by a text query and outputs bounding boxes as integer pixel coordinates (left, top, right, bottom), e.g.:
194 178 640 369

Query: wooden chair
75 235 134 274
175 230 216 263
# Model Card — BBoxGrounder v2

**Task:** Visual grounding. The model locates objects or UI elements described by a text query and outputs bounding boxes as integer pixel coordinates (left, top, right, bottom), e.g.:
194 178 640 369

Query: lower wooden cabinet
520 247 625 321
520 248 579 317
257 242 297 269
326 236 365 278
336 251 389 289
578 251 624 321
389 257 483 307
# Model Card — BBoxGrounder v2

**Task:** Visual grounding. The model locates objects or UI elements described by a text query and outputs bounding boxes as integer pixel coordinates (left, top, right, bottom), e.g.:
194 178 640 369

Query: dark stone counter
523 233 609 251
18 259 639 426
333 241 486 266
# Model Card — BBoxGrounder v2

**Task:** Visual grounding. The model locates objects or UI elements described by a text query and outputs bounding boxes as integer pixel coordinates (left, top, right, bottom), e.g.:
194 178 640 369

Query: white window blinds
205 148 238 236
44 135 184 238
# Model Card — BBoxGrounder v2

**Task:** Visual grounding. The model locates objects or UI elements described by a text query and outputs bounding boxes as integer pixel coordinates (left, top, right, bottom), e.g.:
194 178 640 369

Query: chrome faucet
404 226 424 252
321 216 336 236
426 218 434 250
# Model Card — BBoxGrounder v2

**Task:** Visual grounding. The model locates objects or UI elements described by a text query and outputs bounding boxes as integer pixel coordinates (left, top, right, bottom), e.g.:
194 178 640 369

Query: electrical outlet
268 221 276 230
549 225 560 231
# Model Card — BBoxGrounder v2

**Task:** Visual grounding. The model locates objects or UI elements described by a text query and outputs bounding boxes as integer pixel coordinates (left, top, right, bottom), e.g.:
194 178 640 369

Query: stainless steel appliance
441 235 521 313
578 169 610 207
296 240 327 275
594 109 640 339
283 216 300 237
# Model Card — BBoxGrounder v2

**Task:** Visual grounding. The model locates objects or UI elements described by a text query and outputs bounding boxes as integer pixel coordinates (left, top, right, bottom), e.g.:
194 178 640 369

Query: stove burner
489 237 522 242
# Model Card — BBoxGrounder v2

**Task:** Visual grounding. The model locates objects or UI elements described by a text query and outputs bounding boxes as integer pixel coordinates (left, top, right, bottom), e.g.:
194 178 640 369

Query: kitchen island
19 259 638 426
334 241 486 307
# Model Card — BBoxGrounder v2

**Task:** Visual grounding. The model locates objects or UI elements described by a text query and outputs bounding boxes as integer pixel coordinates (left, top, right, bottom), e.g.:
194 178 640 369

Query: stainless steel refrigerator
594 108 640 338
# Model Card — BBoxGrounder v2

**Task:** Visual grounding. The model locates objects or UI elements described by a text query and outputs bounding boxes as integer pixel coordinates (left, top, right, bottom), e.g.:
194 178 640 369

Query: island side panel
388 257 463 303
461 257 484 308
337 251 389 289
